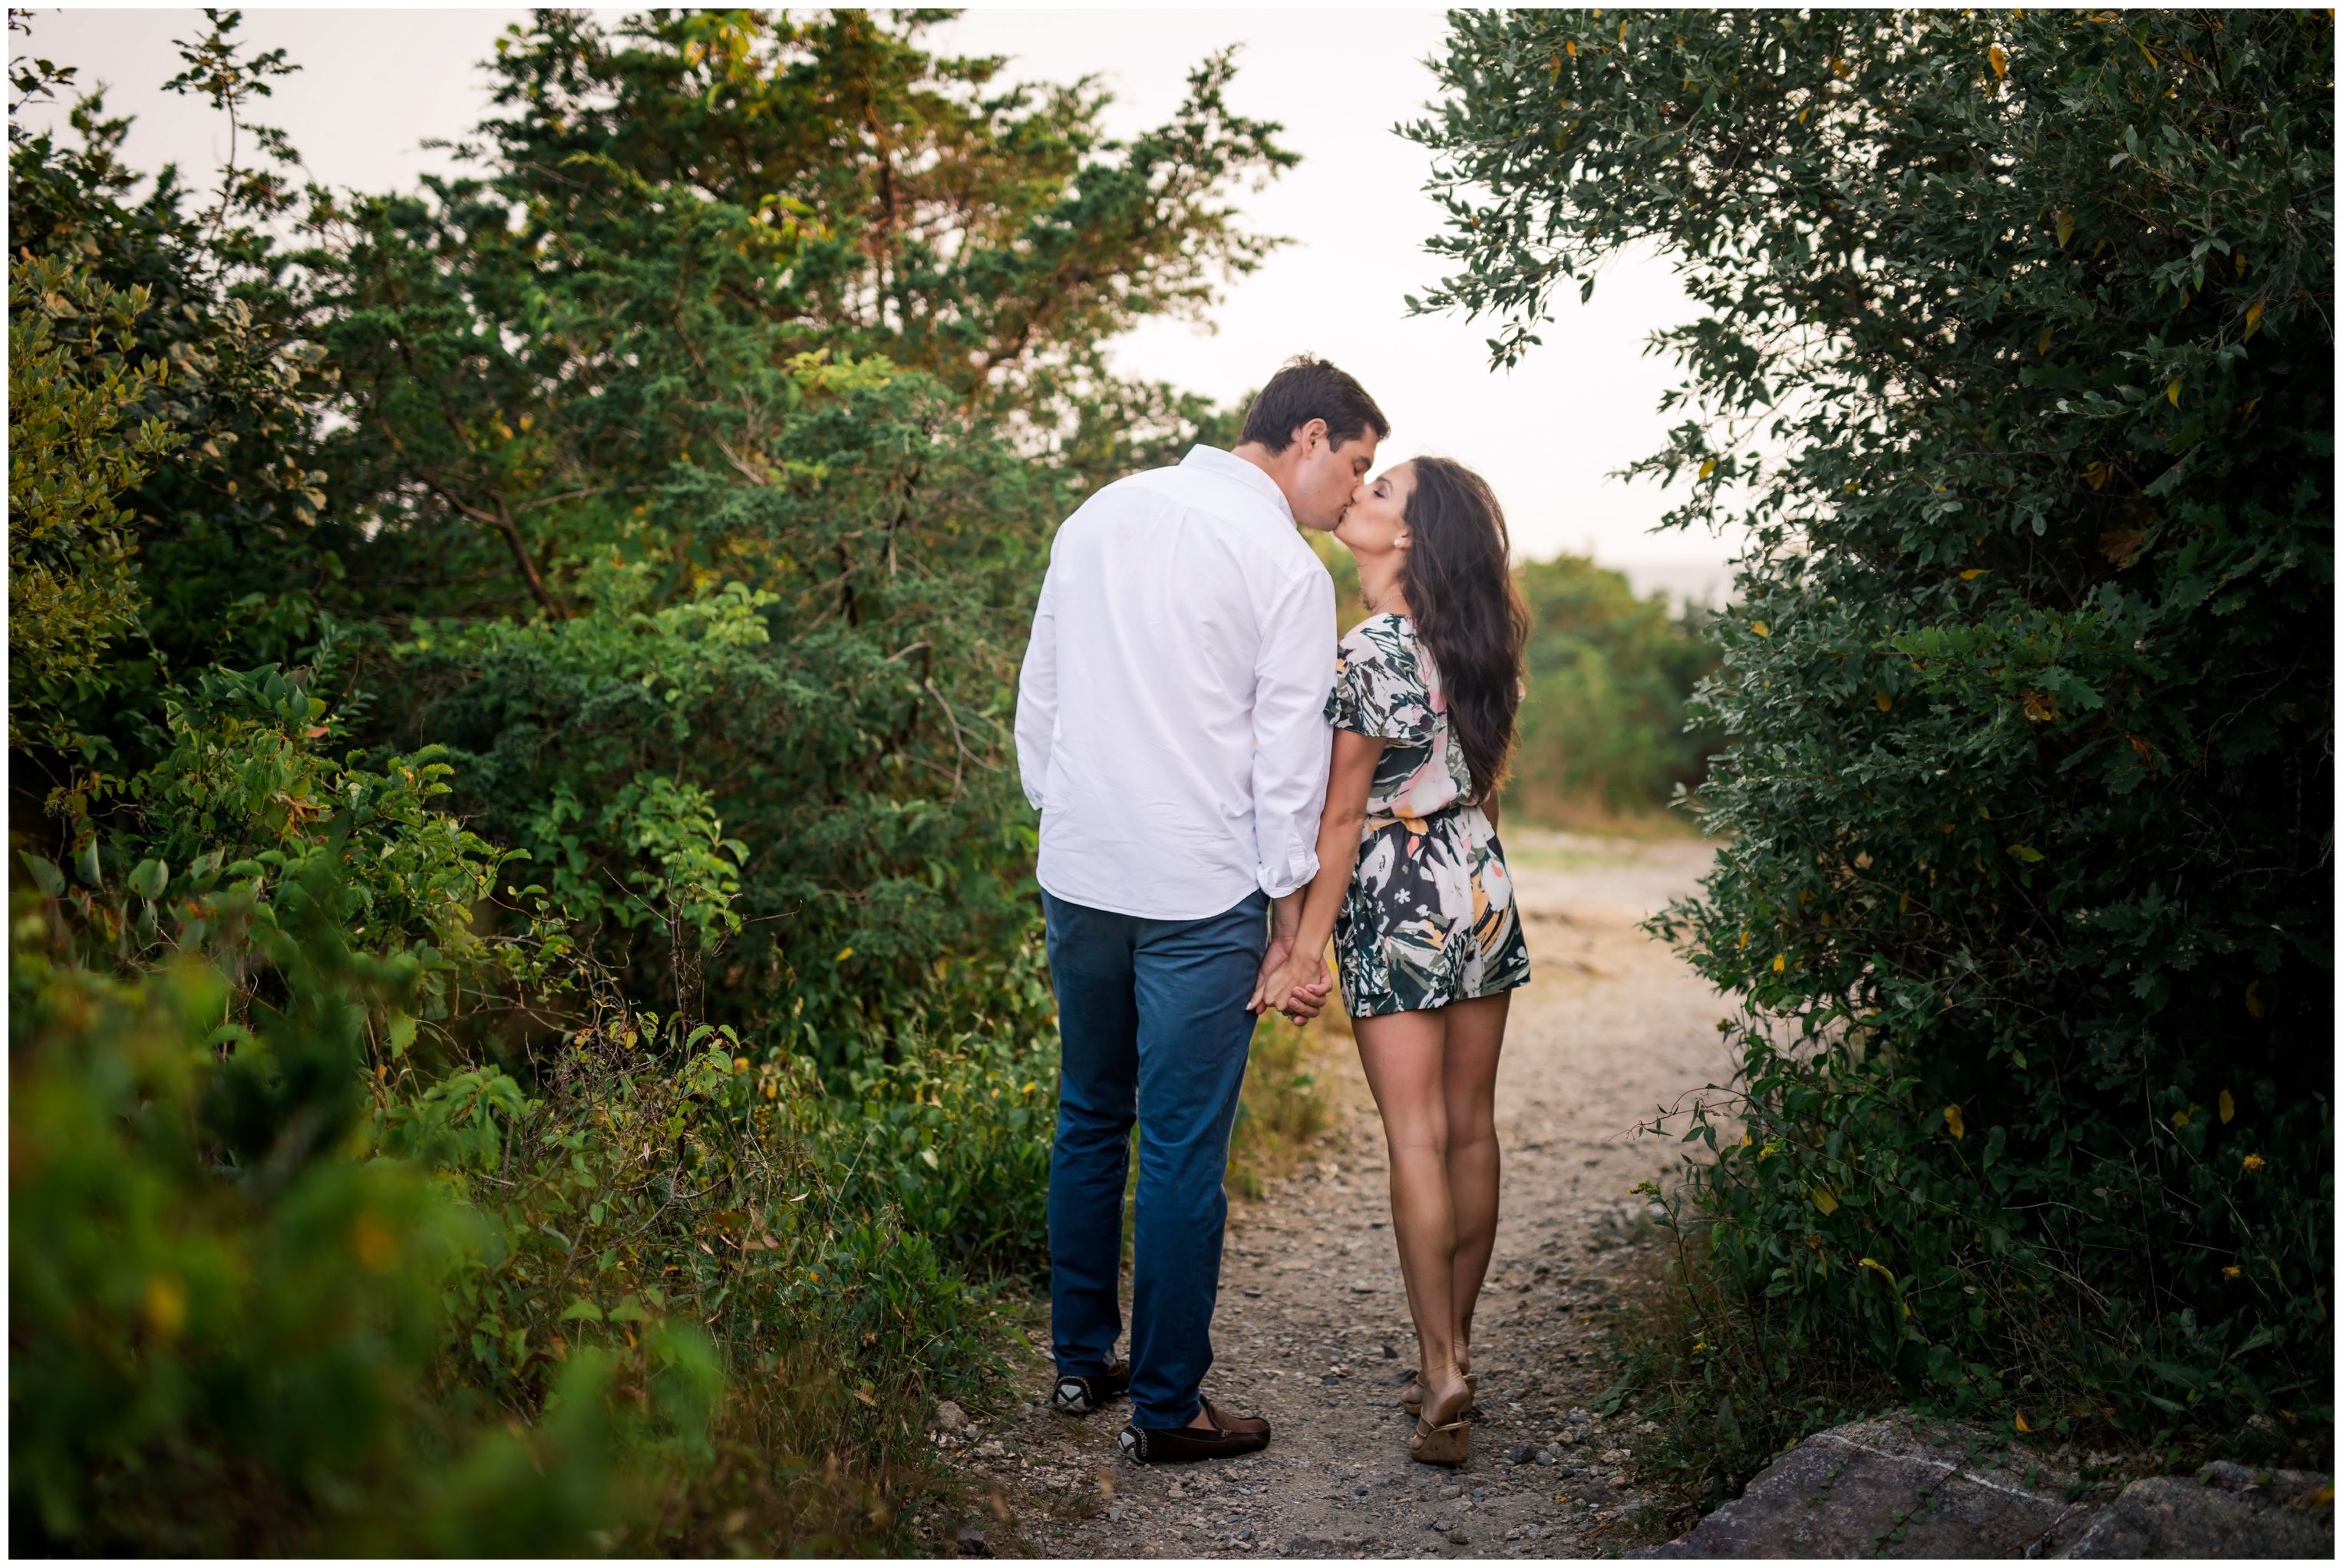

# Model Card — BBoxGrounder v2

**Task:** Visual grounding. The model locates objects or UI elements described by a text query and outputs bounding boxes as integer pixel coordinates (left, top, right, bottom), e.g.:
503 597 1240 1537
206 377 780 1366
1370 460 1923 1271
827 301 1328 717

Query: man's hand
1249 930 1296 1015
1254 950 1334 1025
1275 952 1334 1025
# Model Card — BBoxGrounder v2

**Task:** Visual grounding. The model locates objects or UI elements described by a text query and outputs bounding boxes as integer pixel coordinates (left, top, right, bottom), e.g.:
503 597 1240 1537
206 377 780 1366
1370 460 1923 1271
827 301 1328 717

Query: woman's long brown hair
1398 457 1531 799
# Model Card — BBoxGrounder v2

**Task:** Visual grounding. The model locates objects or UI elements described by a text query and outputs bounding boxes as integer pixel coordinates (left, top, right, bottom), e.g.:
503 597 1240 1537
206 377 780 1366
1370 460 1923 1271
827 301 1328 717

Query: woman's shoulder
1338 611 1417 664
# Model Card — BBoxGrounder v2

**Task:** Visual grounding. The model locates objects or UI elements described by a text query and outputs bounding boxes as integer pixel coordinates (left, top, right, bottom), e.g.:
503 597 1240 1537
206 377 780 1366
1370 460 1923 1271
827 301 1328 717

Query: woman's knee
1382 1107 1452 1162
1389 1134 1451 1169
1443 1117 1497 1157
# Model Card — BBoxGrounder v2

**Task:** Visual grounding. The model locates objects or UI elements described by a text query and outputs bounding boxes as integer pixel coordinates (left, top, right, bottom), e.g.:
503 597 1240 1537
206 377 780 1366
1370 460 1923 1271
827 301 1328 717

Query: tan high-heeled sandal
1400 1368 1477 1415
1408 1373 1473 1466
1410 1414 1471 1465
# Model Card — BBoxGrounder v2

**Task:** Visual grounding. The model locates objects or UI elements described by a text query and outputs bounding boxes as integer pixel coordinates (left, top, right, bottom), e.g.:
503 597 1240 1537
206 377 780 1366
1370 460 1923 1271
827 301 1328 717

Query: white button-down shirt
1015 445 1337 920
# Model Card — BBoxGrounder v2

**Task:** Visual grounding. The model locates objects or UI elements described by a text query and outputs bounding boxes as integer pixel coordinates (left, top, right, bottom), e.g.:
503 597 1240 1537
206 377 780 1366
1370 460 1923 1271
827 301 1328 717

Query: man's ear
1295 417 1330 456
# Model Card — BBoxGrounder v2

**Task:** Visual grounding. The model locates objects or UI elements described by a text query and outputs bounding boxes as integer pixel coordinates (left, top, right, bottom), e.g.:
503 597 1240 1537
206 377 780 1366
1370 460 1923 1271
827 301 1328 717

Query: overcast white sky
14 6 1743 602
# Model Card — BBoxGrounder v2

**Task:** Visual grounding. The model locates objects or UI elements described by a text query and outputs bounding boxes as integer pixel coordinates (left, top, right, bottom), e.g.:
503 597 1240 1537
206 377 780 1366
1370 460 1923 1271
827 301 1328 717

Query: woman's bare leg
1438 994 1510 1372
1354 1009 1470 1418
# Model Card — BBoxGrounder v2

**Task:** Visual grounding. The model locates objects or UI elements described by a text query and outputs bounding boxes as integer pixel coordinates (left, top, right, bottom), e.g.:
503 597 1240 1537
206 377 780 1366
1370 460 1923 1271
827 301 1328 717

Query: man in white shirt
1015 356 1388 1462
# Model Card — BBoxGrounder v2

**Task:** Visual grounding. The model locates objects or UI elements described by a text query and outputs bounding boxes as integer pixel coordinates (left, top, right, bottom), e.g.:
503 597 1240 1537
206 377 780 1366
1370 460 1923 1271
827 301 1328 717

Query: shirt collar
1181 444 1294 523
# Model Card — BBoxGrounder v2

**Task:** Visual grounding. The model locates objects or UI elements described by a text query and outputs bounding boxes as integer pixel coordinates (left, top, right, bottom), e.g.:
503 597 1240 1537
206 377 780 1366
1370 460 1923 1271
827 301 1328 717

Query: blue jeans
1043 887 1267 1430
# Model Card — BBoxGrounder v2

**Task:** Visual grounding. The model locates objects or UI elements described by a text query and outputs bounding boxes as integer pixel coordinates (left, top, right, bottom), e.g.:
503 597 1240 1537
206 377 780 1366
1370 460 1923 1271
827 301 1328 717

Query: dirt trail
953 832 1735 1560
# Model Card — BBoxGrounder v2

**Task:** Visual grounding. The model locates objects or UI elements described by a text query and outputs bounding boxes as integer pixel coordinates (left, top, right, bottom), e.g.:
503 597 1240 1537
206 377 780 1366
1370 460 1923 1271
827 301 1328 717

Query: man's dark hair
1236 355 1390 454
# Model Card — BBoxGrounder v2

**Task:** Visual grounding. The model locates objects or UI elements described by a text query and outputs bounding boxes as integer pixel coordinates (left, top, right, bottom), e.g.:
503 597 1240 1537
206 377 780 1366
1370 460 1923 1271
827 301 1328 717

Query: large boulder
1629 1413 2087 1558
2057 1461 2332 1559
1630 1414 2332 1560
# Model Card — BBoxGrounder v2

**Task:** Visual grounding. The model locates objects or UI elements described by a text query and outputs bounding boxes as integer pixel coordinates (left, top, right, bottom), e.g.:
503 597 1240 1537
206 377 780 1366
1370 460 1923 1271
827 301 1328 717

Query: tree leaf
17 851 64 897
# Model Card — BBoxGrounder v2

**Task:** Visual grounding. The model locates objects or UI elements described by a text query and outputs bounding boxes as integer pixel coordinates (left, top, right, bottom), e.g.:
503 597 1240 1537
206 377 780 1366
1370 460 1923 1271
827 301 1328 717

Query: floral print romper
1323 612 1533 1018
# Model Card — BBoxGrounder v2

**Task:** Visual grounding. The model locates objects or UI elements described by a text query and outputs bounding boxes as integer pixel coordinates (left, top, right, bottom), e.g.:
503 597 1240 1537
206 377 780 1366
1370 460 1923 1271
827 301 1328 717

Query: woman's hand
1259 953 1334 1025
1249 926 1296 1015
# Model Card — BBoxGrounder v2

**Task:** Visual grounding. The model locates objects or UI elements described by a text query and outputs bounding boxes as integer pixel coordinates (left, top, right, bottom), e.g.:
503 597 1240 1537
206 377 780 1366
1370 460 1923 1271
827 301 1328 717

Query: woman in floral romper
1256 456 1531 1467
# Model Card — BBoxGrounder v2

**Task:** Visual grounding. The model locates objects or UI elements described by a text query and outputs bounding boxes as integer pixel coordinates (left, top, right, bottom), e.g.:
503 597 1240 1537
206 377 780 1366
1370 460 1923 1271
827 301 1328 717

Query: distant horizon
13 6 1747 606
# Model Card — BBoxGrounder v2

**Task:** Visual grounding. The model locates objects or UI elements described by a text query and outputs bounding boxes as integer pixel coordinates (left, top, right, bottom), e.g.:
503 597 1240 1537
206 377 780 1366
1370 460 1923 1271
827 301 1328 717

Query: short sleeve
1324 619 1433 744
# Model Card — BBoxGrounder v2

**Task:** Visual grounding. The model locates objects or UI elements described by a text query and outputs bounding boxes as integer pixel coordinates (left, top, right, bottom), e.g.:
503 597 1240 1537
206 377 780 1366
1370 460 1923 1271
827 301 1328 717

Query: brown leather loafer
1050 1358 1131 1415
1117 1401 1272 1463
1201 1398 1269 1438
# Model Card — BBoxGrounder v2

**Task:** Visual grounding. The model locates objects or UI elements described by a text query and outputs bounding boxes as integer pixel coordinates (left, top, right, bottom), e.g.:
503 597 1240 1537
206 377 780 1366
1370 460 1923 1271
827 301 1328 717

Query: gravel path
947 832 1735 1560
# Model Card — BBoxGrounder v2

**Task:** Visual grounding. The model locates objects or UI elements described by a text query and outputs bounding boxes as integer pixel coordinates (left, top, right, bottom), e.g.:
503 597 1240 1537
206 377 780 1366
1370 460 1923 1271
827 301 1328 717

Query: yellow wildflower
2242 1153 2267 1174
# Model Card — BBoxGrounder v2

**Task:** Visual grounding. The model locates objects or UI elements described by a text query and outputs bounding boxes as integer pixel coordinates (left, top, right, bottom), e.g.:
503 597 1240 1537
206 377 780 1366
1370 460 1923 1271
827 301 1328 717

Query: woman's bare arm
1254 730 1384 1015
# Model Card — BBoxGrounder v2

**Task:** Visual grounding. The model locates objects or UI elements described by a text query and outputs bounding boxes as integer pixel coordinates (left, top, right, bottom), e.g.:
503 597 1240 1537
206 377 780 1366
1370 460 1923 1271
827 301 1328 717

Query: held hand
1249 932 1297 1015
1285 954 1332 1024
1264 952 1333 1025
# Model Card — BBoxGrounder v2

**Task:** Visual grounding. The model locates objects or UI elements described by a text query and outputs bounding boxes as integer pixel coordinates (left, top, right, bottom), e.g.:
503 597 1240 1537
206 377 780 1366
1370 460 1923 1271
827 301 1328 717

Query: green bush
1510 554 1719 821
5 247 176 760
1414 5 2332 1469
10 730 1021 1550
834 1018 1060 1276
389 363 1066 1071
7 9 1307 1550
8 870 672 1555
388 995 1008 1536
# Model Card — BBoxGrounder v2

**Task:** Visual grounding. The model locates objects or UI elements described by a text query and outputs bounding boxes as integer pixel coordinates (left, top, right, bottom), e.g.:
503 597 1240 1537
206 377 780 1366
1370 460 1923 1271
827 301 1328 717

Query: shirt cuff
1256 843 1320 900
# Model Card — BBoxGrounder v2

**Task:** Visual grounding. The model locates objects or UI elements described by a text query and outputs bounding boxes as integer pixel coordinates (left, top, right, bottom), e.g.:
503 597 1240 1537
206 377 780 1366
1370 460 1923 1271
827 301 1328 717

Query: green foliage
833 1026 1060 1275
12 7 1299 1551
8 870 670 1555
388 359 1064 1065
289 8 1283 1058
1510 555 1719 820
126 665 507 988
385 1002 1005 1507
1415 6 2332 1465
5 248 177 758
9 23 338 793
446 10 1293 425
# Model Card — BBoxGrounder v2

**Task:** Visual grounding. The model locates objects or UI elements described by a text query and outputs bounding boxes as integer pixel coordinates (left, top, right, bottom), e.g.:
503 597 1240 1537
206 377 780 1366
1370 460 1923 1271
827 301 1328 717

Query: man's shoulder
1059 464 1183 531
1074 462 1301 537
1086 460 1193 503
1114 455 1283 523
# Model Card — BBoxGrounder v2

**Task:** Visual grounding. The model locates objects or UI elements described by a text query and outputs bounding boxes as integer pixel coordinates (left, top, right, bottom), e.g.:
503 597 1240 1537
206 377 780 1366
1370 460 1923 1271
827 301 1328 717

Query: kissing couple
1015 356 1533 1467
